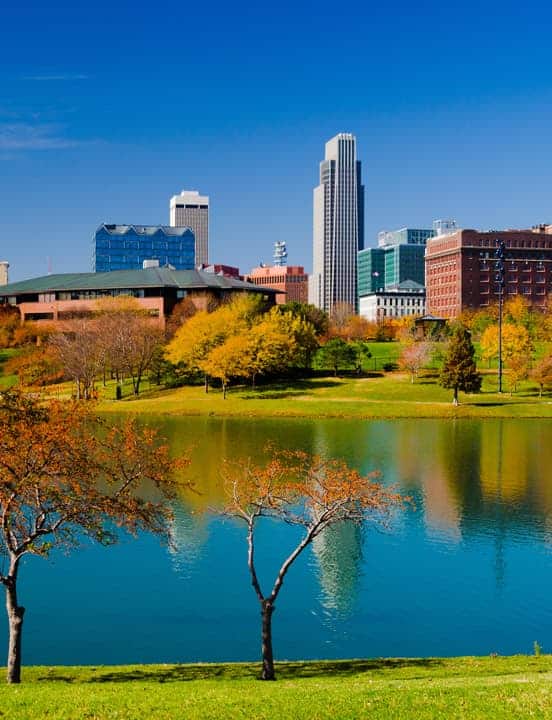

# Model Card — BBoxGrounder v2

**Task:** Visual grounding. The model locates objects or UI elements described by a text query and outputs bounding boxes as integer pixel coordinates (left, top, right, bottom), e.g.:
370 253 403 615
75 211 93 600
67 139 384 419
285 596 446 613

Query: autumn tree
165 294 261 392
399 341 432 383
218 450 404 680
532 355 552 397
0 306 20 348
49 320 103 399
94 297 165 395
480 323 534 368
201 334 250 399
508 355 531 395
439 325 482 405
0 391 185 684
280 302 329 339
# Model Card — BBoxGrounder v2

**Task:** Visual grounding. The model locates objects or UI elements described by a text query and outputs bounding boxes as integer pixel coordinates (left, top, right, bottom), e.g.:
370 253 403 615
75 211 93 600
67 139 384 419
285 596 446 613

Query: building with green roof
0 267 277 325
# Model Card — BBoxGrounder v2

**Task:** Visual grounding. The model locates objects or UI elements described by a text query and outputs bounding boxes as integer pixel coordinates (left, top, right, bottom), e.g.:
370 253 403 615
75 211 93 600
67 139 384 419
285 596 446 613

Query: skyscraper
309 133 364 313
0 261 8 286
169 190 209 266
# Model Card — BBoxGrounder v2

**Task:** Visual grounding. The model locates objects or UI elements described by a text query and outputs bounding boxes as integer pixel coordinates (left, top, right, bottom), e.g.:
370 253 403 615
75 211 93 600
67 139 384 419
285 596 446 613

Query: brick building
425 226 552 318
245 265 309 304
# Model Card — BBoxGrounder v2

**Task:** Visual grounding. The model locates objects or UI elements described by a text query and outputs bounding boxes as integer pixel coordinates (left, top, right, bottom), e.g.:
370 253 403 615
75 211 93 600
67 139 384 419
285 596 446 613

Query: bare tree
49 320 103 399
218 450 405 680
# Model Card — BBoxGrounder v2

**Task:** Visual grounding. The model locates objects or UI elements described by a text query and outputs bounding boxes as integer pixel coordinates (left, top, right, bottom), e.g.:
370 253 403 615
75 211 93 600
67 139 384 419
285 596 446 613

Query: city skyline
3 1 552 282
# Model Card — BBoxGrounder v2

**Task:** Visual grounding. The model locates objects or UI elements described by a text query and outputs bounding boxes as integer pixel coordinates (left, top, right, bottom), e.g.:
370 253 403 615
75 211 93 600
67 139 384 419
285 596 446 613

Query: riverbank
91 373 552 419
3 656 552 719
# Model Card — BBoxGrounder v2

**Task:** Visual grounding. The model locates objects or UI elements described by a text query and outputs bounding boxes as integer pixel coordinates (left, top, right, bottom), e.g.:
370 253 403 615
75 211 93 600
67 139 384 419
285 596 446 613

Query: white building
359 280 426 322
309 133 364 313
169 190 209 266
0 262 8 286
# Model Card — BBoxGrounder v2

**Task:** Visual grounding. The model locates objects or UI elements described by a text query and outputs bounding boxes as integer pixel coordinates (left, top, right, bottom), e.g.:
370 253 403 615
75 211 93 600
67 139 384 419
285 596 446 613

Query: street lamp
494 239 506 393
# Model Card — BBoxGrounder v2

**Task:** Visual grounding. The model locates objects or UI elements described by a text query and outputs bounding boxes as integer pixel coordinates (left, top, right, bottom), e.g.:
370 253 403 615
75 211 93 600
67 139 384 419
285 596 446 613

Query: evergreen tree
439 325 482 405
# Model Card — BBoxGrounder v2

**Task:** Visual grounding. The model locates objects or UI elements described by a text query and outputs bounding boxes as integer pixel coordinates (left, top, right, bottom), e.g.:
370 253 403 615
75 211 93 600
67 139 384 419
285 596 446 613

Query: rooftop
0 268 278 296
97 224 193 237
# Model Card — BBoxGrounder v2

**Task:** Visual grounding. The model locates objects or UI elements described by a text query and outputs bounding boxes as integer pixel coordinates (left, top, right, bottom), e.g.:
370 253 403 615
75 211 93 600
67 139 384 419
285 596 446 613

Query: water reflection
159 416 552 544
311 522 364 616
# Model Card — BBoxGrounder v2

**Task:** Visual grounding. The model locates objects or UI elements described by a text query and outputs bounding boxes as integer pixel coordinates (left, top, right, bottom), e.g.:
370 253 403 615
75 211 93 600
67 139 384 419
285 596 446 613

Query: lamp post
494 239 506 393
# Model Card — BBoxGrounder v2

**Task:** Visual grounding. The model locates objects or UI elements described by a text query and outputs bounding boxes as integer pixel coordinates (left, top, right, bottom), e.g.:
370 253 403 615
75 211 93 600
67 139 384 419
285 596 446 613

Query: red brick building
245 265 309 304
425 226 552 318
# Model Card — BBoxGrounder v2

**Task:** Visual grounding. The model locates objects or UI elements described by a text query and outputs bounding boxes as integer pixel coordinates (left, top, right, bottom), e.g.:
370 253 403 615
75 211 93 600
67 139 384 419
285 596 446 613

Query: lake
5 416 552 665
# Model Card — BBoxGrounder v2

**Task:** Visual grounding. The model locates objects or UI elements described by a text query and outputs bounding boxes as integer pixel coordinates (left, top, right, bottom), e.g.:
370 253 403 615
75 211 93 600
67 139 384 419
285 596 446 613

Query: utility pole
494 239 506 393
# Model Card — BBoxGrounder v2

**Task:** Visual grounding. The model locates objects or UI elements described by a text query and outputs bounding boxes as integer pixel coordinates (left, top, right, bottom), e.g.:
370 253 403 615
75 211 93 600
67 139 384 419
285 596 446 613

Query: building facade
309 133 364 313
358 226 432 300
358 281 426 322
0 262 8 286
246 265 309 304
169 190 209 265
0 268 277 327
94 225 195 273
425 226 552 318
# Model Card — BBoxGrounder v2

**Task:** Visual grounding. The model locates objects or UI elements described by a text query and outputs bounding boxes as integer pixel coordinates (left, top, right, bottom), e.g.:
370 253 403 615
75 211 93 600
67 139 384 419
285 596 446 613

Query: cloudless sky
1 0 552 281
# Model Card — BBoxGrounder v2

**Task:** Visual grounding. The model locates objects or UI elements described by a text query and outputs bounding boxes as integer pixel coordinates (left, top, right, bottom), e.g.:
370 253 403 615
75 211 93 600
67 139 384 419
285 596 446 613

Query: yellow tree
531 355 552 397
165 294 262 392
218 450 405 680
508 355 531 395
201 334 251 398
480 323 534 367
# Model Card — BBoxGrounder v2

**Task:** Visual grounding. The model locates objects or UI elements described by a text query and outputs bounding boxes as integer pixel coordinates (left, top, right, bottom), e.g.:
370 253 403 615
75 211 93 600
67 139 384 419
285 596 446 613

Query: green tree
317 338 357 376
439 326 482 405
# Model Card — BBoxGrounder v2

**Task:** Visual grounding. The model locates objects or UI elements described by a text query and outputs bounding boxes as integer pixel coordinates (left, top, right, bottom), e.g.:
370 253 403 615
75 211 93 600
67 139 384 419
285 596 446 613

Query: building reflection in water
311 521 364 616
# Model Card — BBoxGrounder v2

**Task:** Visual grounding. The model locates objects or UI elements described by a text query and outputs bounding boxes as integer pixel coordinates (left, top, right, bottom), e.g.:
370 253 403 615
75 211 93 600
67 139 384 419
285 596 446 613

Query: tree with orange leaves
218 451 405 680
0 391 186 684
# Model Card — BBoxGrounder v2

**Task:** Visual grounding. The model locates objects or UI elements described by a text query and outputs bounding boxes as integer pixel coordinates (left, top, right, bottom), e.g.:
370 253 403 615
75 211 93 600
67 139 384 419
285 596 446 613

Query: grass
0 348 18 389
80 370 552 419
3 656 552 719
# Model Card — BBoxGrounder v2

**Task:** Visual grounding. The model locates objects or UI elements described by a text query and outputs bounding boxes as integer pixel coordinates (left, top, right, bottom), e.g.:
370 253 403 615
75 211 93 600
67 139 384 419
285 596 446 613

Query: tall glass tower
309 133 364 313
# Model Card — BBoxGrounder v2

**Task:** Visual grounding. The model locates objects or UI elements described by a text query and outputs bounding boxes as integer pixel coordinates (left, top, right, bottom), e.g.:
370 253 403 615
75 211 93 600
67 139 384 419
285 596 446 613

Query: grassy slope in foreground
2 656 552 720
92 373 552 419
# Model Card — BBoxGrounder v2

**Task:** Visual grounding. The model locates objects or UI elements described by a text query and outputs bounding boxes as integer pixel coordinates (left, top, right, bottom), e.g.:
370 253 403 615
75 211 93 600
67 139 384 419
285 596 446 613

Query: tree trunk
452 386 458 406
204 375 209 394
222 381 227 400
5 578 24 684
260 601 275 680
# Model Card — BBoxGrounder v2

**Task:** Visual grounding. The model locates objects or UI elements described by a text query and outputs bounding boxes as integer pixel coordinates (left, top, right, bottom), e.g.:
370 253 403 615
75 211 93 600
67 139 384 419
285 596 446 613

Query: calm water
4 417 552 665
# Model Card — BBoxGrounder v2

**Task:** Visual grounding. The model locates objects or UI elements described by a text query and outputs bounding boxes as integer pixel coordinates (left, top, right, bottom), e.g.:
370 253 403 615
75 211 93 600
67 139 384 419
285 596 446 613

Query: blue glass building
94 224 195 272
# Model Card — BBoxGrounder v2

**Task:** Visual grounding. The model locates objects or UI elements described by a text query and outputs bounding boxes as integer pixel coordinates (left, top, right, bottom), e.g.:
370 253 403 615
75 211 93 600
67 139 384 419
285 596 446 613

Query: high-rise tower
309 133 364 313
169 190 209 266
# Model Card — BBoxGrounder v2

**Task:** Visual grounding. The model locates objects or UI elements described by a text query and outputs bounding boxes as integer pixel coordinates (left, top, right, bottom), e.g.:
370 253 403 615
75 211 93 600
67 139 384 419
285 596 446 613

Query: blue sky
1 0 552 281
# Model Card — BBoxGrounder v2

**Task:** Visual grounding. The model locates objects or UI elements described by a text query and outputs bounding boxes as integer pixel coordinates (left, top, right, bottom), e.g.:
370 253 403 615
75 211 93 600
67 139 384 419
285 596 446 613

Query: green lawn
89 370 552 419
2 656 552 719
0 348 18 389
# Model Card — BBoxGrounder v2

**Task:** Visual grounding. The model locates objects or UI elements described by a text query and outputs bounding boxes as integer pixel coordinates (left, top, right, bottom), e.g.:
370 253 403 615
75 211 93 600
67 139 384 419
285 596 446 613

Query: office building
93 224 195 273
246 265 309 304
377 227 434 248
358 226 434 300
309 133 364 313
169 190 209 265
0 268 277 327
0 262 8 286
359 280 426 322
425 225 552 318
